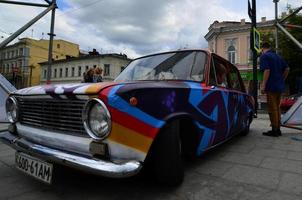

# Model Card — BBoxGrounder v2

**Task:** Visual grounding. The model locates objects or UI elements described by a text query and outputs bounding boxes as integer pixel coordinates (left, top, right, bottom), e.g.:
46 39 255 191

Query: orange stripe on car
108 122 153 153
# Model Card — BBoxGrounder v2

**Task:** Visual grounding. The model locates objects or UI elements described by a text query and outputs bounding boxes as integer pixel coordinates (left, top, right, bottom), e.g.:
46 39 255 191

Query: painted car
1 50 254 185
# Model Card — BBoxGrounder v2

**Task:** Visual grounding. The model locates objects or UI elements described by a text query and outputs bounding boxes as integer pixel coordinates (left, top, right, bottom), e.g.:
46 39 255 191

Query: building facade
40 54 132 84
0 38 79 88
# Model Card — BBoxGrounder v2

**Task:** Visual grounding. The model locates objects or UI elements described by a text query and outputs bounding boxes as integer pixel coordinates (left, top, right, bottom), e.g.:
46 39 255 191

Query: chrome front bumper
0 131 142 178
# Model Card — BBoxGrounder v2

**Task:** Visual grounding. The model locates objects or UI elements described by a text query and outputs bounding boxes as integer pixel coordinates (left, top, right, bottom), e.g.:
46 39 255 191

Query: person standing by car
83 68 94 83
93 67 103 82
260 42 289 137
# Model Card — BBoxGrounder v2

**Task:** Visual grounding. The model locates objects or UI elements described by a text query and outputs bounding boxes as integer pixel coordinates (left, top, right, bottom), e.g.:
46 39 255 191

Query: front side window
228 65 244 92
115 51 206 82
59 68 63 77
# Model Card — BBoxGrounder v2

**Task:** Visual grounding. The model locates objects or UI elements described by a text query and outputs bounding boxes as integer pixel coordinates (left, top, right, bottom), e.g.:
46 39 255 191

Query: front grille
16 96 87 136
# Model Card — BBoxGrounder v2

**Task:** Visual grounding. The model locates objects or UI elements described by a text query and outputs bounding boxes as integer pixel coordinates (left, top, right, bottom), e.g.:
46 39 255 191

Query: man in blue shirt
260 42 289 137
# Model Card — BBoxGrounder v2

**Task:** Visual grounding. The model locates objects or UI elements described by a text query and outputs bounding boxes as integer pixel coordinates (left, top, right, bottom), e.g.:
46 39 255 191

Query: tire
240 113 252 136
149 120 184 186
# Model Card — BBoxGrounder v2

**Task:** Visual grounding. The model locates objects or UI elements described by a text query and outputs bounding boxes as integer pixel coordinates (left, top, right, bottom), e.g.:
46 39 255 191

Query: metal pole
251 0 258 115
0 4 55 49
274 0 279 53
283 24 302 30
46 0 57 84
0 0 49 7
276 22 302 50
279 6 302 24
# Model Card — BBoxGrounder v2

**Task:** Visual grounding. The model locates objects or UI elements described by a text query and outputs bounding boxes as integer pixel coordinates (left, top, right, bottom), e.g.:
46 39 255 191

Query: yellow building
0 38 79 88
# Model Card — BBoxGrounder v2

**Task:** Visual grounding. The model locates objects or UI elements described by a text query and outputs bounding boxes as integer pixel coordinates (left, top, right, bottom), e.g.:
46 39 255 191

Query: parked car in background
280 93 301 113
1 50 254 185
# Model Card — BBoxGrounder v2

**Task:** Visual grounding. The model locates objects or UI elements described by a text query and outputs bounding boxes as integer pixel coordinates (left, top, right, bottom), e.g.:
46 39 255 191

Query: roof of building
0 37 79 50
204 18 275 41
39 53 132 65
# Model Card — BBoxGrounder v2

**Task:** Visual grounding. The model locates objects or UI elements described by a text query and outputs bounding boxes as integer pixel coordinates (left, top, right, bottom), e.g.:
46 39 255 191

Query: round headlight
6 97 18 123
83 98 111 140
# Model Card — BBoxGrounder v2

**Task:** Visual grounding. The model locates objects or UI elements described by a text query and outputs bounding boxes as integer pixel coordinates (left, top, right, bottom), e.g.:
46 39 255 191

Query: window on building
78 66 82 77
56 55 59 59
227 45 236 64
43 69 47 79
59 68 63 77
93 65 97 69
65 68 69 77
86 65 89 71
54 68 57 78
11 51 14 58
15 50 18 57
120 66 125 72
247 36 251 64
57 44 60 49
6 64 9 73
71 67 75 77
19 48 23 56
18 60 22 68
104 64 110 76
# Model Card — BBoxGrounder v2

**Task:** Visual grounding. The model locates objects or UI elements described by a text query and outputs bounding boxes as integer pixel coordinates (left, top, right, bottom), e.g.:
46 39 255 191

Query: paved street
0 114 302 200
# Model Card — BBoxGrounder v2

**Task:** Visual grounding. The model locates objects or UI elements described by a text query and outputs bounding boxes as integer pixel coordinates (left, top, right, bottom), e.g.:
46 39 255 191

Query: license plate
15 152 53 184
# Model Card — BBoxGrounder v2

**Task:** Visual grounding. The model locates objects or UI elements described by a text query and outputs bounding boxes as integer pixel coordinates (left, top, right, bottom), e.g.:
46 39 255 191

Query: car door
207 56 237 144
227 64 248 134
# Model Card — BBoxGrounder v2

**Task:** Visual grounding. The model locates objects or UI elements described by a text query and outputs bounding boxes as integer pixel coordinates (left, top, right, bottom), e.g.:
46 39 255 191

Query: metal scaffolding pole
0 2 55 49
0 0 49 7
276 22 302 50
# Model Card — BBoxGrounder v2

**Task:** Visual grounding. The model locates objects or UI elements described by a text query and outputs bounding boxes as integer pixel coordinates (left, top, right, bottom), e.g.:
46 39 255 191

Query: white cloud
0 0 300 58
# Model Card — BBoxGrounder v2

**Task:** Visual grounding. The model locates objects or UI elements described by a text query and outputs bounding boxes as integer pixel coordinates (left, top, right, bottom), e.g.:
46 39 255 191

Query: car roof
133 49 211 61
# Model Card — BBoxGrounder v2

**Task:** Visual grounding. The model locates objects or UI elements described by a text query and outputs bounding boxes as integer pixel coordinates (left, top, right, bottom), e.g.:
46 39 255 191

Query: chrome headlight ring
6 96 18 123
82 98 111 140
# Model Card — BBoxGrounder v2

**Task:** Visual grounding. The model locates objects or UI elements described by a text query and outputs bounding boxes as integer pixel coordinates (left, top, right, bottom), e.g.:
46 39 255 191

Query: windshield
115 51 207 82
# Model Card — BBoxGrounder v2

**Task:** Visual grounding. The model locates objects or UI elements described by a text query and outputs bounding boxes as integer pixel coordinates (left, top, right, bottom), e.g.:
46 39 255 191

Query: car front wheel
149 120 184 185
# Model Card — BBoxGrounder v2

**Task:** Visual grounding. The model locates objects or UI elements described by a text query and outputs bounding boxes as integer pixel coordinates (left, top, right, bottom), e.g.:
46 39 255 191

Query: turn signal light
129 97 138 106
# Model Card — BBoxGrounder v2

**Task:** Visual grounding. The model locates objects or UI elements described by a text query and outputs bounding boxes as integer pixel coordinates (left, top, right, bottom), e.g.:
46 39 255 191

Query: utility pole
46 0 57 84
248 0 259 116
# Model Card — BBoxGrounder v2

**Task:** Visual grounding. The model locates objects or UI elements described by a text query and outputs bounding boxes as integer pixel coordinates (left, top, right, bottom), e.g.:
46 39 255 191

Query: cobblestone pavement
0 114 302 200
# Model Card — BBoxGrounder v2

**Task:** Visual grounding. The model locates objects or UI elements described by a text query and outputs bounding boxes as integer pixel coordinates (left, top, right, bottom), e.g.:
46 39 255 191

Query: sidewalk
0 114 302 199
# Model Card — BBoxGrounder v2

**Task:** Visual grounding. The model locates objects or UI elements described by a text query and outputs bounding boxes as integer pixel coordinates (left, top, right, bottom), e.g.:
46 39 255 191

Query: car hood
13 82 119 96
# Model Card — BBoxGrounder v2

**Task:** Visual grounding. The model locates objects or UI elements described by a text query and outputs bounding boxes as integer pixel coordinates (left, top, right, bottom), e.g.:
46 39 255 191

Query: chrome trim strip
0 131 142 178
16 123 92 156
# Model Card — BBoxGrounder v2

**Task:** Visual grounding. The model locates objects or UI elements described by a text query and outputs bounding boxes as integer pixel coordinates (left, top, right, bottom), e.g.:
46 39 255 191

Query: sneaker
262 130 279 137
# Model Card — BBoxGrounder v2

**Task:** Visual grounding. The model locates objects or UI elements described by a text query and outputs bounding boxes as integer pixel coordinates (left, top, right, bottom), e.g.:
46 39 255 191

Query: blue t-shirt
260 50 288 92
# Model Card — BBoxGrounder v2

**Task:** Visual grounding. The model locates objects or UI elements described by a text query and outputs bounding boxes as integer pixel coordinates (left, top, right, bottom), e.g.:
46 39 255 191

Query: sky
0 0 301 58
